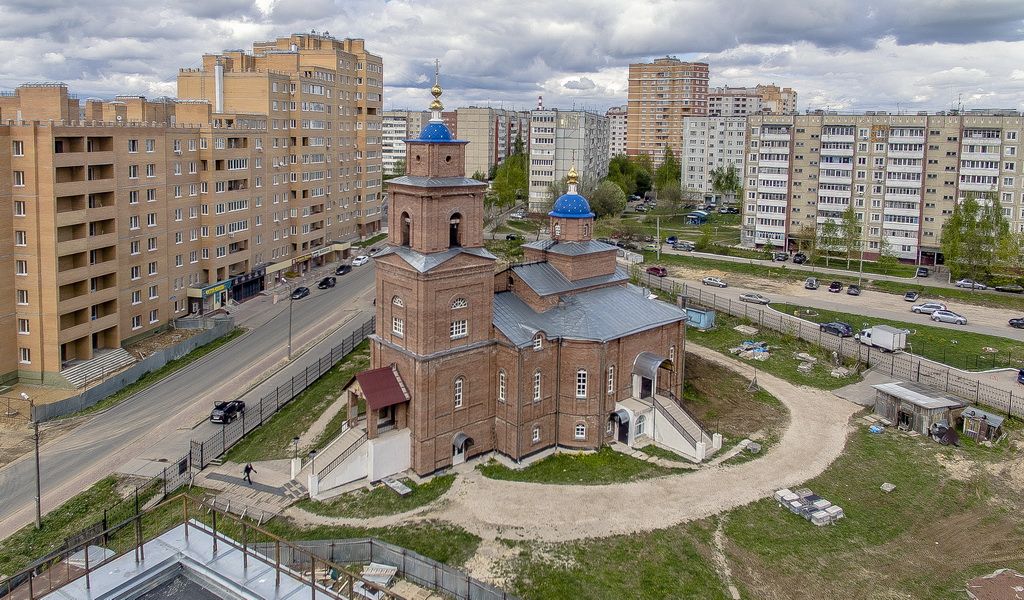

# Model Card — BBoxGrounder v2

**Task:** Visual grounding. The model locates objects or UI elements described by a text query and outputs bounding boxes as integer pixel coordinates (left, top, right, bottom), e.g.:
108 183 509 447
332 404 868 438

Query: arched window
454 377 464 409
574 422 587 439
498 370 506 402
533 370 542 402
449 212 463 248
576 369 587 398
400 211 411 246
532 334 543 351
636 415 646 436
554 223 562 237
532 425 541 443
607 365 615 394
451 297 468 309
391 295 404 307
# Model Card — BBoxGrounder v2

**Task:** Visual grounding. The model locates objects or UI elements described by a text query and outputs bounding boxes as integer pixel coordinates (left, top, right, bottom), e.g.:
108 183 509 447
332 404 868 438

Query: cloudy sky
1 0 1023 114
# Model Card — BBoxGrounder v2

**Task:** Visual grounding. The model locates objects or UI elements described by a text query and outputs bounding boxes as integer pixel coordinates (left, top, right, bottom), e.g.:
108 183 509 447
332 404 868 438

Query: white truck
854 325 908 352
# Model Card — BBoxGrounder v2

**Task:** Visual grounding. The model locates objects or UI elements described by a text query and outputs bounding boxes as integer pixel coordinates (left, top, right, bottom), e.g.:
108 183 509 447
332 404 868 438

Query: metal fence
188 317 375 470
643 276 1024 419
257 538 518 600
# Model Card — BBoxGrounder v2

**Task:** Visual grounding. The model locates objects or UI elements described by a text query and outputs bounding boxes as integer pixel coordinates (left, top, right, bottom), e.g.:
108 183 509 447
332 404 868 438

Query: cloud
563 77 596 91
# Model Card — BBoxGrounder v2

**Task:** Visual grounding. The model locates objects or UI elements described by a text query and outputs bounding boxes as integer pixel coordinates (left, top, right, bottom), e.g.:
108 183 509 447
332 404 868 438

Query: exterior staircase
61 348 136 388
653 392 720 461
296 426 369 496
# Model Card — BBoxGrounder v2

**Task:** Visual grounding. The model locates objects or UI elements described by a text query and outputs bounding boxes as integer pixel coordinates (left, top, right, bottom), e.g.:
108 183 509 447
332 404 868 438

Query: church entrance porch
452 432 473 466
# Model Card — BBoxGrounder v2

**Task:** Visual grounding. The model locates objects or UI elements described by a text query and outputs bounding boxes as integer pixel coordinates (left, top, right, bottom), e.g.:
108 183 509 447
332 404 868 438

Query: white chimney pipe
214 61 224 113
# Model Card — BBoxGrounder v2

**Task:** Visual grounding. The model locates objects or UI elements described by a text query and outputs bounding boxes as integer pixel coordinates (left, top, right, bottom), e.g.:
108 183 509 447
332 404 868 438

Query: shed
685 307 716 330
961 407 1004 442
872 382 964 435
685 210 709 225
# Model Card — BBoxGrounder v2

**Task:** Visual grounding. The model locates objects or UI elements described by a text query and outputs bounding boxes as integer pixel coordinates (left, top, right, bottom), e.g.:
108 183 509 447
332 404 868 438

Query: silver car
955 279 987 290
931 310 967 325
739 292 771 305
911 302 947 314
702 276 727 288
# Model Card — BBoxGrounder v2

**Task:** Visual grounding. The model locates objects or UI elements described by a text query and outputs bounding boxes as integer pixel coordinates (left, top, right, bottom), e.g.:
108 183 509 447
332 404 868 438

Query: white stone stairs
655 395 715 452
296 426 367 482
61 348 137 388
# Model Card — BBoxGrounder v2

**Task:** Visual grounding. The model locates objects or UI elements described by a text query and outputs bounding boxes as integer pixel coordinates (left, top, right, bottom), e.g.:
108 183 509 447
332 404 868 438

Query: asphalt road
0 263 377 539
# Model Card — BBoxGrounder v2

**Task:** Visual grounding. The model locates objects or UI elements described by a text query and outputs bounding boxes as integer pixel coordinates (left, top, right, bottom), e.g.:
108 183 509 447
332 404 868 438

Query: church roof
512 262 628 297
521 239 617 256
418 120 454 142
374 245 496 273
549 193 595 219
356 365 410 411
387 175 484 188
492 283 688 347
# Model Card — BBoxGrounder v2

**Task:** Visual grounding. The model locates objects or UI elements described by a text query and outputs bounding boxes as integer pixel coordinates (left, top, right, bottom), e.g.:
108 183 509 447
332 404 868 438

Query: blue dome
418 121 453 142
549 193 595 219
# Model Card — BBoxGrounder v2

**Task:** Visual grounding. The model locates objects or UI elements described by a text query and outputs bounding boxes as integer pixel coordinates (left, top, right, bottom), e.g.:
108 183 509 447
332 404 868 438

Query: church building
326 72 720 491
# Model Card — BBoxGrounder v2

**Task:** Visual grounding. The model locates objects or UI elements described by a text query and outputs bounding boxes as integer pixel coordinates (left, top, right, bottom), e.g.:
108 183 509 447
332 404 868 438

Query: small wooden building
872 382 964 435
961 407 1004 442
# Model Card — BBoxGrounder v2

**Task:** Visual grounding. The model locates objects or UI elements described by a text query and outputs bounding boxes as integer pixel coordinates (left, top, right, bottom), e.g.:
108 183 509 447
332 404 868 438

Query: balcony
888 135 925 144
886 178 921 188
820 147 854 157
886 163 923 174
58 285 118 313
757 158 789 170
819 174 853 185
960 151 1001 162
760 132 791 141
883 206 921 218
820 133 855 143
958 166 1000 177
887 149 924 159
883 220 920 232
959 180 998 193
57 262 116 286
58 313 119 344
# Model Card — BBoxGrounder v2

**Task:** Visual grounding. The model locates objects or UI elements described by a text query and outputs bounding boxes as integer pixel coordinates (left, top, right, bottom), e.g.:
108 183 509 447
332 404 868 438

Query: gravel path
285 343 859 544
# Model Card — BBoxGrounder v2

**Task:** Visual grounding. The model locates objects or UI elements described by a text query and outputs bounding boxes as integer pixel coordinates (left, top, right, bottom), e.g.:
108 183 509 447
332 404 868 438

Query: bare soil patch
125 327 203 359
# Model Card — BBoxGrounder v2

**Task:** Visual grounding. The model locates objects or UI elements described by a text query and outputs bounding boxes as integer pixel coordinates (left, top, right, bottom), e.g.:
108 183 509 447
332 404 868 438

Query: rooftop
512 262 628 297
521 239 616 257
872 381 965 410
374 245 495 273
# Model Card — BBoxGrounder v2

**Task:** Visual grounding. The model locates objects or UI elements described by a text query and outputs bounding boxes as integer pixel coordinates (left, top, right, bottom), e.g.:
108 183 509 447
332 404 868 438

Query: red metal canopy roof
356 365 410 410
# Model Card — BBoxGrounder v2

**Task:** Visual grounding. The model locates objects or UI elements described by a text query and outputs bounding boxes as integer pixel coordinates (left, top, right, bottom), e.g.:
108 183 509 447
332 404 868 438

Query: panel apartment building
0 33 384 386
528 109 609 213
681 116 747 203
626 58 709 167
606 105 627 158
708 85 798 117
456 107 531 179
382 110 456 175
742 113 1024 264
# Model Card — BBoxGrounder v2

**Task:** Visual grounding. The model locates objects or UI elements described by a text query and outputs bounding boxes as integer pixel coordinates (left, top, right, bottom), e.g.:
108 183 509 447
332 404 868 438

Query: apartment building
681 116 747 202
528 109 609 212
606 105 627 158
455 107 531 178
741 113 1024 265
626 58 708 166
708 84 798 117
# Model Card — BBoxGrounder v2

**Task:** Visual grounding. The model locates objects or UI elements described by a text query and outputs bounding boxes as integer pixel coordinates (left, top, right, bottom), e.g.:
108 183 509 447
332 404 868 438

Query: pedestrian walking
243 463 256 485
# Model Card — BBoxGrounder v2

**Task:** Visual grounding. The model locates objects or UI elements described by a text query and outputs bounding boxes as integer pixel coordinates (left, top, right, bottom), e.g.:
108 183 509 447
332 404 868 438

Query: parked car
903 291 920 302
1009 317 1024 329
804 277 819 290
290 286 310 300
855 325 908 352
793 252 808 264
846 284 861 296
916 267 930 277
646 266 668 277
727 207 739 214
912 302 947 314
1018 369 1024 385
368 247 384 257
510 210 526 219
505 233 523 240
931 309 967 325
772 252 789 262
666 235 679 245
820 322 854 337
210 400 245 424
352 255 370 266
995 284 1024 294
634 204 649 213
673 241 695 251
616 241 639 251
718 207 731 214
702 276 727 288
739 292 771 305
317 277 336 289
828 281 843 293
334 264 352 276
644 243 659 251
955 278 988 290
597 237 614 244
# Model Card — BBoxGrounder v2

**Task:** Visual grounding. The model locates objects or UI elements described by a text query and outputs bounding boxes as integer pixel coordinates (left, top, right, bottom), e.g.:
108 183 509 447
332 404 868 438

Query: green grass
478 447 684 485
638 444 689 463
352 233 387 248
69 327 246 418
224 341 370 462
295 475 456 519
770 302 1024 371
803 255 917 278
485 238 525 262
872 279 1024 311
644 251 836 284
687 313 861 390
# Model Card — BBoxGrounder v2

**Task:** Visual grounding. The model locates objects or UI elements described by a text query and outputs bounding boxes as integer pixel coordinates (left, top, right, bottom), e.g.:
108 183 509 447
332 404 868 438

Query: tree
941 192 1011 282
632 154 654 197
383 158 406 182
654 147 681 193
607 154 637 197
696 223 714 251
818 219 841 267
840 205 861 269
877 233 899 275
491 134 528 209
657 181 683 212
471 170 487 181
589 180 628 218
709 163 743 205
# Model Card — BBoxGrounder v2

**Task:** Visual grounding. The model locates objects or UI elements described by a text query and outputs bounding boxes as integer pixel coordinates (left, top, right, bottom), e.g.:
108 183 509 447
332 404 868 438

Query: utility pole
656 216 661 261
23 392 41 529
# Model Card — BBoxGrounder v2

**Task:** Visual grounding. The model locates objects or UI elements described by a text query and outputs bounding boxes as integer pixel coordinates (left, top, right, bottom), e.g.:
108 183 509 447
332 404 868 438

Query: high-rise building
0 33 384 386
681 116 747 203
528 109 610 213
455 107 531 179
708 84 798 117
382 110 430 175
606 105 627 158
626 58 709 166
741 113 1024 265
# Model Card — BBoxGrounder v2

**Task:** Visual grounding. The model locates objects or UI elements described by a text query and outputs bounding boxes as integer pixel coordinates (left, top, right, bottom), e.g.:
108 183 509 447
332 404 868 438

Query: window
130 240 140 255
145 139 155 152
129 215 140 230
14 230 26 246
533 370 542 402
532 425 541 443
128 165 138 179
17 319 29 334
148 261 157 276
451 297 467 309
454 377 464 408
149 309 159 324
533 335 543 351
636 415 646 436
12 140 24 156
148 285 158 299
574 423 586 440
576 369 587 398
498 370 506 402
450 319 467 339
19 348 30 364
15 260 27 275
146 164 155 177
607 365 615 393
128 139 138 153
131 315 142 330
130 266 141 280
16 289 28 304
147 213 157 227
669 345 675 362
392 316 404 337
148 237 157 251
14 201 25 216
131 290 141 304
129 190 139 204
13 171 25 187
392 295 404 307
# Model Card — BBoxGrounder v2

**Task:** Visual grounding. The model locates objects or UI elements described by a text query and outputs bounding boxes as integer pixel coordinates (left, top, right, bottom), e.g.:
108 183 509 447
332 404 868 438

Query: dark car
916 267 930 277
772 252 789 262
290 286 311 300
666 235 679 245
995 284 1024 294
847 284 861 296
505 233 523 240
903 291 920 302
646 266 668 277
597 237 614 244
820 322 853 337
317 277 336 289
828 281 843 293
334 264 352 276
1010 317 1024 329
1018 369 1024 385
792 252 808 264
210 400 245 424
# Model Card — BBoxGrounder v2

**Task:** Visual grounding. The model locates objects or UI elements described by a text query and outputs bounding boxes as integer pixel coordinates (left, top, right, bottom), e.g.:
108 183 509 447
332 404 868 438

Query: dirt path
284 343 859 547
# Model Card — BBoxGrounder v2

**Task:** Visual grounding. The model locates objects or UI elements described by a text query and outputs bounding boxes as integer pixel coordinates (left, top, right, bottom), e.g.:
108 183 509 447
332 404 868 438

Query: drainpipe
599 341 608 449
555 337 562 449
516 344 523 461
214 59 225 114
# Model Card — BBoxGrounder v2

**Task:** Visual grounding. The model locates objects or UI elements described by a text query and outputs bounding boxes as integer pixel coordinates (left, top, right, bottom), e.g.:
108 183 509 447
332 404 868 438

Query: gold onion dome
566 164 579 185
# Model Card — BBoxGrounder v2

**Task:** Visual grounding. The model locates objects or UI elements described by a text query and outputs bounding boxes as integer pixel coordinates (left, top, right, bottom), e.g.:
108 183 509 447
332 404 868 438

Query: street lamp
23 392 41 530
292 436 300 460
308 449 318 475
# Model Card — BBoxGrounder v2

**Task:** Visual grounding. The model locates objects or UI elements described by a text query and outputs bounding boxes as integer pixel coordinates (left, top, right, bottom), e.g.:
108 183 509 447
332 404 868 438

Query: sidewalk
226 258 357 330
